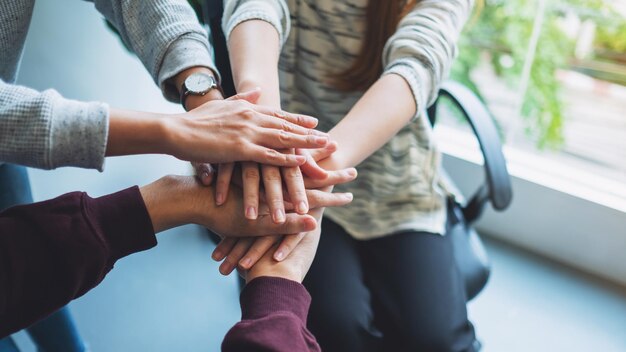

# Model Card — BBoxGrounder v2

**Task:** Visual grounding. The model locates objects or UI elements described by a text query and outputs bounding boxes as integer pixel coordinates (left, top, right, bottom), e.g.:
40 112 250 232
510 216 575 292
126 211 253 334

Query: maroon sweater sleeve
222 277 321 352
0 187 156 337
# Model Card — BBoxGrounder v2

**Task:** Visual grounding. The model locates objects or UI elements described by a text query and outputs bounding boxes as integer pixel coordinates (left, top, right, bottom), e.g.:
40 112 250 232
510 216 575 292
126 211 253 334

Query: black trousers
303 218 477 352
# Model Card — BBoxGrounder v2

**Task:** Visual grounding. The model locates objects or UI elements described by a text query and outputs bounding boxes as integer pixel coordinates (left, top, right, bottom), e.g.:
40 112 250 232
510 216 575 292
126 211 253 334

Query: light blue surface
10 0 626 351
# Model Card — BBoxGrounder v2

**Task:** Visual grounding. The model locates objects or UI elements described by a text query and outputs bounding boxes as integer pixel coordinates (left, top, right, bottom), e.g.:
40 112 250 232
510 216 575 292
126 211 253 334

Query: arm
320 0 474 171
222 277 320 352
0 175 328 337
221 6 312 224
90 0 219 103
0 77 325 170
222 208 324 352
224 0 473 172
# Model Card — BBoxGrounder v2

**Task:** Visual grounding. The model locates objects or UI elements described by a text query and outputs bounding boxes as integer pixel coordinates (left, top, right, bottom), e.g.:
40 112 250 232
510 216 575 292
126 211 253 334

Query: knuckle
245 193 259 204
281 121 294 133
263 168 282 182
243 168 260 180
264 149 282 162
278 131 292 144
240 107 256 121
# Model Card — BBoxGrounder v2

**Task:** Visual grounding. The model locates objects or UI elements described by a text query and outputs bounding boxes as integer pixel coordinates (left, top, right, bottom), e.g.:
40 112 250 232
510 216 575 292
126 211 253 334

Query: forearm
321 74 416 170
0 187 156 336
228 20 281 108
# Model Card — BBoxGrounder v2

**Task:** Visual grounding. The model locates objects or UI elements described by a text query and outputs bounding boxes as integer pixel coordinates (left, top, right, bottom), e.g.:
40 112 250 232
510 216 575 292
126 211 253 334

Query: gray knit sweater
0 0 216 171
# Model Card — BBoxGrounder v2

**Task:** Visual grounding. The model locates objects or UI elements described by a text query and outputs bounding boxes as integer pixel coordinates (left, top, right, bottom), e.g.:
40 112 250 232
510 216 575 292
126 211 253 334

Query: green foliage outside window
452 0 626 148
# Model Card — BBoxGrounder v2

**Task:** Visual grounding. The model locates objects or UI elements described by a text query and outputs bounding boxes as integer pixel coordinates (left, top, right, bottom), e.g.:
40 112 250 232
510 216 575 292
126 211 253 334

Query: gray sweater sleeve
222 0 291 48
0 79 108 170
383 0 473 118
0 0 217 171
91 0 218 102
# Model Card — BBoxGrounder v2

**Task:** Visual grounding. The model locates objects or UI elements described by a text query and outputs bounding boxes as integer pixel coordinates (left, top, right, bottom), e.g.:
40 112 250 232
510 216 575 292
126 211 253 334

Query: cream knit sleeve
222 0 291 48
383 0 473 118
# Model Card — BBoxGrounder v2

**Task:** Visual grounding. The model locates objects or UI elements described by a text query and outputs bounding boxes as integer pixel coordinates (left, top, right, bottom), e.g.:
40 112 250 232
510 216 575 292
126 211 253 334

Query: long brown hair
332 0 417 92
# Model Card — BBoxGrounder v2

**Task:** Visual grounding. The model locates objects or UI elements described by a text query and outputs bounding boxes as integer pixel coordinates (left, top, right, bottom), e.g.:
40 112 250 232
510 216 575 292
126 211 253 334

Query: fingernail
297 201 308 214
246 206 257 219
314 136 328 145
274 209 285 223
212 250 222 261
347 169 357 177
240 258 252 268
345 193 354 201
295 155 306 164
216 193 224 205
219 262 230 275
275 251 284 261
305 217 317 230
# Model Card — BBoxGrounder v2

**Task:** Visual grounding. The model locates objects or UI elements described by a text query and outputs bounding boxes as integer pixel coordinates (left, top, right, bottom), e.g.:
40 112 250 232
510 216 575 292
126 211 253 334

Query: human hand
210 141 340 223
140 175 323 238
244 208 325 283
162 89 329 167
212 166 357 275
212 188 347 276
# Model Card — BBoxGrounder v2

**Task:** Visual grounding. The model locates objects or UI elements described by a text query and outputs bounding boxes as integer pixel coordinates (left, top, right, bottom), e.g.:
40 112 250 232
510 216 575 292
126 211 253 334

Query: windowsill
435 125 626 214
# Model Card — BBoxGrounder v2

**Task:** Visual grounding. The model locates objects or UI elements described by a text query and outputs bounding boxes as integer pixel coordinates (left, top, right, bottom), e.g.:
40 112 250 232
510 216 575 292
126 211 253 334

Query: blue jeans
0 164 86 352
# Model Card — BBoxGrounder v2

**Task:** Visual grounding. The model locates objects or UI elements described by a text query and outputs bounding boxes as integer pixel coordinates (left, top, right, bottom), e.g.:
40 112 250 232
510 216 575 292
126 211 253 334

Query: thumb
226 87 262 104
192 162 215 186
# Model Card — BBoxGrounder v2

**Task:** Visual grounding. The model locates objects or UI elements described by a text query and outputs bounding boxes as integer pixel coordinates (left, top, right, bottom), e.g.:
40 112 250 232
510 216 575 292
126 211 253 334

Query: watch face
185 73 215 94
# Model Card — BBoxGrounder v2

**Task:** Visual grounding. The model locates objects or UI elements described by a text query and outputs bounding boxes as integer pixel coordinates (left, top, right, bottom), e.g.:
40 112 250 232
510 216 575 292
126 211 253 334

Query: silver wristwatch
180 72 218 110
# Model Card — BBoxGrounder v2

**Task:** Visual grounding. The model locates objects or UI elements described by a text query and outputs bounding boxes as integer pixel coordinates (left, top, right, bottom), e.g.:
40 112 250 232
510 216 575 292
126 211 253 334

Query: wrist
139 176 198 233
175 66 223 111
246 265 303 284
184 89 223 111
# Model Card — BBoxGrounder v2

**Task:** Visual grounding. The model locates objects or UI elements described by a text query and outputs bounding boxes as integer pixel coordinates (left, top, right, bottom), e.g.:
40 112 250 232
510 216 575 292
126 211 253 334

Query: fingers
247 146 308 167
215 163 235 205
253 213 317 236
219 238 254 275
282 165 308 215
261 165 286 223
274 233 307 261
238 236 280 270
212 237 237 261
304 168 358 189
298 151 328 179
251 104 319 129
253 112 325 136
242 162 260 219
192 162 215 185
226 87 261 103
308 141 338 162
306 190 354 209
258 129 329 150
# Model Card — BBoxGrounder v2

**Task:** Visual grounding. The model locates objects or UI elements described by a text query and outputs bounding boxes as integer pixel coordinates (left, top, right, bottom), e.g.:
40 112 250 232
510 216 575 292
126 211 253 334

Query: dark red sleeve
222 277 321 352
0 186 156 337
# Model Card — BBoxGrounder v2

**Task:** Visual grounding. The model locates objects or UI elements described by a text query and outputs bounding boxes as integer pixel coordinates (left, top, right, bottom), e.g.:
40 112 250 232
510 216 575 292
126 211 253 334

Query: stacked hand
181 85 353 283
208 139 350 280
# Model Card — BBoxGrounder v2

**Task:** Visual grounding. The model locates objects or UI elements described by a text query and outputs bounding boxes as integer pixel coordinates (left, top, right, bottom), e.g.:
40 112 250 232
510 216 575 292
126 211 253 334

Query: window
438 0 626 207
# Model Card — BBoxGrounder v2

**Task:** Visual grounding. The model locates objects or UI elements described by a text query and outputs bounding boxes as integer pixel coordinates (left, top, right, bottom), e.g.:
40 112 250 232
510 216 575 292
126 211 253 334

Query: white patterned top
224 0 472 239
